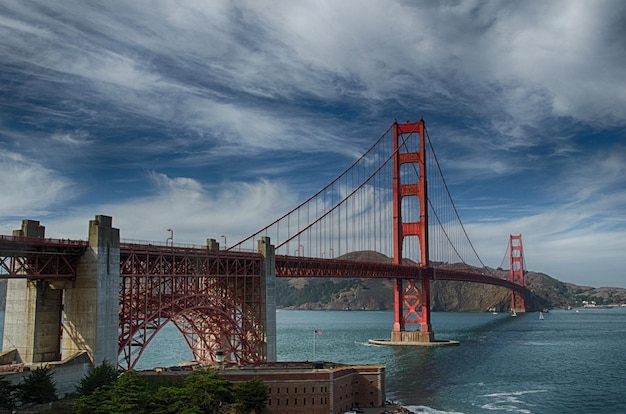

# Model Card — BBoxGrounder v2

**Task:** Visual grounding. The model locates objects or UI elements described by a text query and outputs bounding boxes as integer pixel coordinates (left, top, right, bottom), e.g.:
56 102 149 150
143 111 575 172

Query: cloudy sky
1 1 625 288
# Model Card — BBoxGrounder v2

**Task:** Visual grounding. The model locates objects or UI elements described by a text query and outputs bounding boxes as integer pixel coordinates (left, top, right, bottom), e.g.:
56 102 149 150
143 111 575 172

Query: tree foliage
233 377 268 413
76 369 151 414
0 376 17 410
183 369 234 412
74 368 263 414
17 365 57 404
76 359 119 396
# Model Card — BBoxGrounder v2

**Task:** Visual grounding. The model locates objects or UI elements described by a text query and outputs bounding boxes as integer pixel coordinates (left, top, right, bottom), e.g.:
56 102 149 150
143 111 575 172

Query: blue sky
1 1 625 288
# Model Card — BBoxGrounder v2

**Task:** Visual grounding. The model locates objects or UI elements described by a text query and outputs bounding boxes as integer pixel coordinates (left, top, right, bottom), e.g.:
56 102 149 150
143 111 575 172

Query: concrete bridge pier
2 215 119 366
259 236 277 362
3 220 63 363
62 215 119 365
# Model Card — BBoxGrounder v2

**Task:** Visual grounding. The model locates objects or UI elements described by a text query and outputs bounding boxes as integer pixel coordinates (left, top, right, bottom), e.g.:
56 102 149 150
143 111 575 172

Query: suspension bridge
0 119 530 370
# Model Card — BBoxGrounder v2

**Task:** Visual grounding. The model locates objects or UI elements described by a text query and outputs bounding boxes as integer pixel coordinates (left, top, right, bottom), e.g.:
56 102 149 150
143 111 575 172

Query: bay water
2 308 625 413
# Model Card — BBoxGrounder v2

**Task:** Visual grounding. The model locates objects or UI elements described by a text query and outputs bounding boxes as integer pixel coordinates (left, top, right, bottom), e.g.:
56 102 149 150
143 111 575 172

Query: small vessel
539 311 544 320
511 309 517 317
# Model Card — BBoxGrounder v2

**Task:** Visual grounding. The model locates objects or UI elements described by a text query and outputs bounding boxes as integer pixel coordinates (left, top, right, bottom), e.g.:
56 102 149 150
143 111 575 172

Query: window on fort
304 397 307 405
286 399 289 406
295 387 298 393
295 398 298 405
277 388 280 394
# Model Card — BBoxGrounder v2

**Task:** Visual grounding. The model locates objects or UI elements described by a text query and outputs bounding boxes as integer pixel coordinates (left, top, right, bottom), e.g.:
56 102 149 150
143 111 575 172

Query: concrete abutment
62 215 119 365
2 215 119 366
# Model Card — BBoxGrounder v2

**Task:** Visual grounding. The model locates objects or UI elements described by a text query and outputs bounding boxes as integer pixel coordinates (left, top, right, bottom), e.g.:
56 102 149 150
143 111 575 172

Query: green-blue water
3 308 626 413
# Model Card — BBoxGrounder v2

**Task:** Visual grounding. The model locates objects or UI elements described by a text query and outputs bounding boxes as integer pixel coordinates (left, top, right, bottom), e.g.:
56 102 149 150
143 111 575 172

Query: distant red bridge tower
509 234 526 313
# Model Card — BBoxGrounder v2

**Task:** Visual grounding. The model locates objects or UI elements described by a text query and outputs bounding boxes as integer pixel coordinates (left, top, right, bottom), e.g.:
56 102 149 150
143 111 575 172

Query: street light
220 235 227 249
215 349 224 370
166 228 173 246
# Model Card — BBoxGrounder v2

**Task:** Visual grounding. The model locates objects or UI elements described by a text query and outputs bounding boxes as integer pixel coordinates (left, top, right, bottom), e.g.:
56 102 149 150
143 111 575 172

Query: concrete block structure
2 216 119 366
62 215 119 365
259 237 277 362
3 220 63 362
142 361 386 414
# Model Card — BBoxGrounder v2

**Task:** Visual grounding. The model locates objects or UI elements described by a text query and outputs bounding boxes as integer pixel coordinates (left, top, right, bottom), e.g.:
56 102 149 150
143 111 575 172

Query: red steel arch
118 243 266 370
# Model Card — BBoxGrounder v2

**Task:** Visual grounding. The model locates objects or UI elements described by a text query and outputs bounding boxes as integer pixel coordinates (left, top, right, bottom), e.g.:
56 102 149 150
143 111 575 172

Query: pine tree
233 377 268 413
76 359 119 396
0 376 17 410
17 365 57 404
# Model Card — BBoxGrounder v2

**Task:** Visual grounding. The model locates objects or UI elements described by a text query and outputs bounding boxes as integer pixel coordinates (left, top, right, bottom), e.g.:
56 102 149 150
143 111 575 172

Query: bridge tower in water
391 119 434 342
509 234 525 313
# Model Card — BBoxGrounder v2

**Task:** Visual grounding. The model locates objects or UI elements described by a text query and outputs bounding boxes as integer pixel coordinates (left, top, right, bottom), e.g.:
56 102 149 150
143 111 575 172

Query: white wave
480 389 547 413
403 405 465 414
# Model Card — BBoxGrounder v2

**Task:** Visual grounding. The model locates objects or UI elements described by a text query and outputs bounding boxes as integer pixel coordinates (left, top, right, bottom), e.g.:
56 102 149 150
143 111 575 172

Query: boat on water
539 311 544 320
511 309 517 317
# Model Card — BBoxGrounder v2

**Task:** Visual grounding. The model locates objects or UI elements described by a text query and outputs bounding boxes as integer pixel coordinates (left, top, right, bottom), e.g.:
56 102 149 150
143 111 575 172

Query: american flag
314 330 322 336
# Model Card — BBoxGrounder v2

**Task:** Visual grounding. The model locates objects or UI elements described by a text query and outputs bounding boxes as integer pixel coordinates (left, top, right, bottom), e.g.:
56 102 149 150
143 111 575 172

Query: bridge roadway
0 235 525 294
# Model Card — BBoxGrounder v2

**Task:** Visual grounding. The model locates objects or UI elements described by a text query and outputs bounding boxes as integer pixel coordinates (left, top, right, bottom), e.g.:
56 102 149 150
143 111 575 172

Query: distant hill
275 251 626 311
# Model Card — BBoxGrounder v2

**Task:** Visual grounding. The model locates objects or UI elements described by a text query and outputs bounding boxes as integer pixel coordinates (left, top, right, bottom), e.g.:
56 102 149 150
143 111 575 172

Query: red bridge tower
509 234 526 312
391 119 434 343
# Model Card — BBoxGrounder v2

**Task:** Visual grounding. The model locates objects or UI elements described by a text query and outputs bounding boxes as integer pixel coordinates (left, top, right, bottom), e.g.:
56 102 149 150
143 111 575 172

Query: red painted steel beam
432 268 526 293
0 235 87 279
118 244 265 369
275 255 434 279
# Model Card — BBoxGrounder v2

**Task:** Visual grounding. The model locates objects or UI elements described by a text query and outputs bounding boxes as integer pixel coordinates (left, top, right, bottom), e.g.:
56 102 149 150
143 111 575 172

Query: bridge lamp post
166 228 173 247
220 235 227 249
299 244 304 256
329 247 334 258
215 349 224 370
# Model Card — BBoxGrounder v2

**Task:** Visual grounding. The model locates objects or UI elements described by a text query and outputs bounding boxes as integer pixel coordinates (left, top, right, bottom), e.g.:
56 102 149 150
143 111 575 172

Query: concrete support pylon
3 220 63 362
258 236 277 362
62 215 119 365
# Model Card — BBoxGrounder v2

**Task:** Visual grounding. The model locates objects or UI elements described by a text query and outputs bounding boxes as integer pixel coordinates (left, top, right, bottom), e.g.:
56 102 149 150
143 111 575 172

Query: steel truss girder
0 236 87 279
275 255 433 279
118 245 264 370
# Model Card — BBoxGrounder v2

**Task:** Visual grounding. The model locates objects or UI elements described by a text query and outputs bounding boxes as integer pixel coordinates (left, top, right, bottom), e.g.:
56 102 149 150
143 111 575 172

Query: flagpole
313 330 316 360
